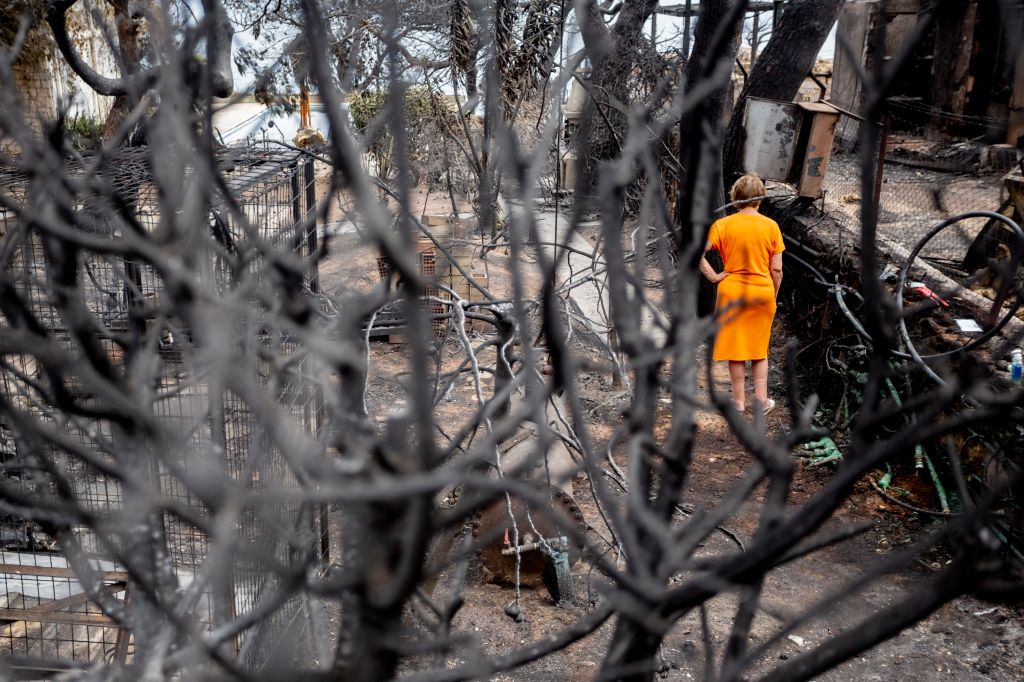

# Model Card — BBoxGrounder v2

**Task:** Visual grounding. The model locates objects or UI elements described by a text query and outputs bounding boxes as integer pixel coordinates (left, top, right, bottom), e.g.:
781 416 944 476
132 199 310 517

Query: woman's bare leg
728 361 746 411
751 358 769 408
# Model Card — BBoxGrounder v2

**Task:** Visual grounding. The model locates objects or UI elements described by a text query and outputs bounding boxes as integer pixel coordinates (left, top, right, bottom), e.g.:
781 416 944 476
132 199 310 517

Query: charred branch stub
491 302 516 423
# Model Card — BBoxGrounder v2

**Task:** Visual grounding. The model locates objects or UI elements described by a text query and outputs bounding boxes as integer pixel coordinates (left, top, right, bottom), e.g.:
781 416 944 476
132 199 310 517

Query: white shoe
763 398 776 416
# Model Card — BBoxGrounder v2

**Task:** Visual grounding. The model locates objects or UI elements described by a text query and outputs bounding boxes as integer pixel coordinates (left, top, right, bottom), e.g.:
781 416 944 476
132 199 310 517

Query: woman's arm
770 252 783 296
700 241 730 284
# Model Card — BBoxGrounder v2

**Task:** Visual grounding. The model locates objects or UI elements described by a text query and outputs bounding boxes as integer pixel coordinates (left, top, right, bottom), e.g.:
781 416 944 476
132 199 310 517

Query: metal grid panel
371 241 454 339
0 145 324 673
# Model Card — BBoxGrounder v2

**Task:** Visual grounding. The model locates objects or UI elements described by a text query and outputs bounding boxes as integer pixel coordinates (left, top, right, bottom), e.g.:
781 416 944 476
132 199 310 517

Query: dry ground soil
318 187 1024 681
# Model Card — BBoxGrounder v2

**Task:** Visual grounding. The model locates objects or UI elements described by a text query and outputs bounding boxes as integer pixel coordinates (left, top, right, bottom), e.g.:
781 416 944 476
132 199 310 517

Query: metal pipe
683 0 692 56
872 111 889 225
750 11 760 65
501 536 568 555
821 99 865 122
659 1 777 17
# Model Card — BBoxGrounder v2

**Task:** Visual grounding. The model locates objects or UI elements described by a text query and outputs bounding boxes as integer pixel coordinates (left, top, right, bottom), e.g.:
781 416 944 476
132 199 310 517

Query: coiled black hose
895 211 1024 387
784 210 1024 388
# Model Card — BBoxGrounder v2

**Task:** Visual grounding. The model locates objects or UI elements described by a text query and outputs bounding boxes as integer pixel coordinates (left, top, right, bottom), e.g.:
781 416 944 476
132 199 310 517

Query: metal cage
0 144 325 675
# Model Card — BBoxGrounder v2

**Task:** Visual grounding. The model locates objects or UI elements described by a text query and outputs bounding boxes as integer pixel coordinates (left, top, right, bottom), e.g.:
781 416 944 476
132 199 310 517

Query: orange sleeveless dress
708 213 785 361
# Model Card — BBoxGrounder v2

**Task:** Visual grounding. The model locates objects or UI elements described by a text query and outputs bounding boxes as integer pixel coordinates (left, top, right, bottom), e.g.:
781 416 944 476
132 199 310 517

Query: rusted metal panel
742 97 803 181
474 486 582 586
474 394 584 586
796 102 841 199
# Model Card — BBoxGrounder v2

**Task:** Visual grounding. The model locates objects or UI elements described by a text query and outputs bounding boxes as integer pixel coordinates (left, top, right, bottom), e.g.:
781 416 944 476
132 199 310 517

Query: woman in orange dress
699 174 784 415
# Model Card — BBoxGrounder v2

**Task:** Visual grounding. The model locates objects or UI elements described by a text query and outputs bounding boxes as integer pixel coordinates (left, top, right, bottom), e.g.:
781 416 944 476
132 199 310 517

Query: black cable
783 210 1024 386
896 211 1024 387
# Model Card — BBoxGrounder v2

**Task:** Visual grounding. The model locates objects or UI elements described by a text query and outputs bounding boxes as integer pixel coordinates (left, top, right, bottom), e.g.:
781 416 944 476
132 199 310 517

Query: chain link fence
822 152 1016 264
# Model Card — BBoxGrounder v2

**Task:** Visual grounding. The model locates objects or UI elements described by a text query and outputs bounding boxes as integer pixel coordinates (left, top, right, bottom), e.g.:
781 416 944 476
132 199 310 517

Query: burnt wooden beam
658 1 777 17
1009 26 1024 145
885 0 927 14
0 608 117 626
928 0 978 139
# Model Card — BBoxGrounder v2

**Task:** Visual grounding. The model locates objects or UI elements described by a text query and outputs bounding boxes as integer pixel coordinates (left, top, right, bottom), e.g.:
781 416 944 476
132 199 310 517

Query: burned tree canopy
0 1 1021 681
573 0 660 202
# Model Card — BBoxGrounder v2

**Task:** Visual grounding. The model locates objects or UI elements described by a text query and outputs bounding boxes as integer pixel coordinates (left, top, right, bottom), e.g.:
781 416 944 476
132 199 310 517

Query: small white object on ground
955 318 983 333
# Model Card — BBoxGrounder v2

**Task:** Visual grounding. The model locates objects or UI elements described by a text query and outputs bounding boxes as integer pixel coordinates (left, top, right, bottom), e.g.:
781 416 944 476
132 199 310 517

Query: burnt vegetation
0 1 1021 681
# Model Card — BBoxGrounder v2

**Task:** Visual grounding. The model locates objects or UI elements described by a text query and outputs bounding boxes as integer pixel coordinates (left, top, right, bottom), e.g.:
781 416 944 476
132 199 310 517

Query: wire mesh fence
820 102 1023 288
0 143 325 674
822 152 1016 263
817 113 1024 365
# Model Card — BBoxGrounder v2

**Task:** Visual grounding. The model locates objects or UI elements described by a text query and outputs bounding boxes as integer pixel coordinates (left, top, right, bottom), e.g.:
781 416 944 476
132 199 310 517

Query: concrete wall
2 0 115 150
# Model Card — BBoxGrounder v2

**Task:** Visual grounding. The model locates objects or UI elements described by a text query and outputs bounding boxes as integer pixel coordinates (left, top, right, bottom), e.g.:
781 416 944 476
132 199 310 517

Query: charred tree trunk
574 0 660 205
722 0 845 180
100 0 152 142
678 0 744 221
450 0 480 101
599 5 747 680
102 1 142 141
332 317 413 681
676 0 744 317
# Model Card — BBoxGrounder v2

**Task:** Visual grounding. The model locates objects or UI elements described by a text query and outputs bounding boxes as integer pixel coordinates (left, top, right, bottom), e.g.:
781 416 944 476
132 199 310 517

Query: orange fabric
708 212 785 361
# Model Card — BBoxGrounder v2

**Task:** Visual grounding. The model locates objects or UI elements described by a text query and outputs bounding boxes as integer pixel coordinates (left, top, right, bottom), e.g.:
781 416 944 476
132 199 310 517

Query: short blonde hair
730 174 765 209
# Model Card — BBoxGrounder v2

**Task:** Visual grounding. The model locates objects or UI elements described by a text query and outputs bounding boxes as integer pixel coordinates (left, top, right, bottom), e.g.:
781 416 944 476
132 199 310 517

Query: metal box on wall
742 97 804 182
741 97 842 199
793 101 841 198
